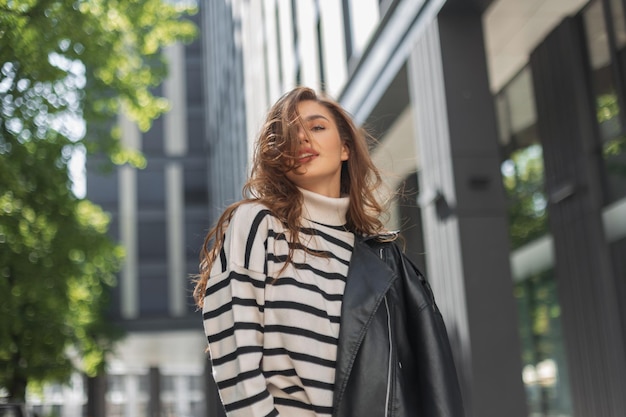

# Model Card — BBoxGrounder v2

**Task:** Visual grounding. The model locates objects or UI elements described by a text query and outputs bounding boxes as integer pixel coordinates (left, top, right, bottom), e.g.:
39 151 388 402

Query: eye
310 124 325 131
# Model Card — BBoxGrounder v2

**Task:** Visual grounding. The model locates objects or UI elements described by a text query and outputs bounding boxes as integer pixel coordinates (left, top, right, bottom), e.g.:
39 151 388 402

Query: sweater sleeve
202 204 279 417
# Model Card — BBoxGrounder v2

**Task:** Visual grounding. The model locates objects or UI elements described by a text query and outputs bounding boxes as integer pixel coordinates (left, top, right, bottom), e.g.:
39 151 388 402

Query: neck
299 187 349 226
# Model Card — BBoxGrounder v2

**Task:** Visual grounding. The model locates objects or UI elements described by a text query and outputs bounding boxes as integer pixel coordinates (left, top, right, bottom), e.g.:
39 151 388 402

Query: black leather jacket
332 236 464 417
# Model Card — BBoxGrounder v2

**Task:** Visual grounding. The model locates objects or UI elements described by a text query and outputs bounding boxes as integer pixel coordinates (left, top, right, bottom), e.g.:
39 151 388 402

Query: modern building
207 0 626 416
84 8 210 417
76 0 626 417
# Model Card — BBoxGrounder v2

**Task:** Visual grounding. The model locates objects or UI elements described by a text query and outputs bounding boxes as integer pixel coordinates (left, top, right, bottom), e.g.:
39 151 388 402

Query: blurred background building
83 8 208 417
77 0 626 416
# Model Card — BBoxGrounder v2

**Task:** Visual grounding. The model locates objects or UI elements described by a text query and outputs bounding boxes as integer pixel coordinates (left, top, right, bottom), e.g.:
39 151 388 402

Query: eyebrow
303 114 329 122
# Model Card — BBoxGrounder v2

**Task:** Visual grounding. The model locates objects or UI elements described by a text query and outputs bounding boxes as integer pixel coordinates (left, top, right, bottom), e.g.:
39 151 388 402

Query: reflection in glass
584 0 626 202
496 63 573 416
515 270 573 417
501 145 548 250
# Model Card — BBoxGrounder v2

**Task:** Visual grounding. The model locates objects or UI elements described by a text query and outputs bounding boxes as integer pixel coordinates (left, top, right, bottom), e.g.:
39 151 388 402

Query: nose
297 126 308 143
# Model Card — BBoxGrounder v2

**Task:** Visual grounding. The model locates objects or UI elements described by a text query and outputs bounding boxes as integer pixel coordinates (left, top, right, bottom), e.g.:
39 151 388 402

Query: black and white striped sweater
202 188 355 417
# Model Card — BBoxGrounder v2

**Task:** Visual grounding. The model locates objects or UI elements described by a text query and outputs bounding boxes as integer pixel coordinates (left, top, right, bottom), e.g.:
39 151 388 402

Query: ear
340 142 350 161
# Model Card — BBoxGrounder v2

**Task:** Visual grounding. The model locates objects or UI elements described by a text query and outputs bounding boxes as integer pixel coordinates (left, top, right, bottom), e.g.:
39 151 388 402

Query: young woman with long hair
194 87 463 417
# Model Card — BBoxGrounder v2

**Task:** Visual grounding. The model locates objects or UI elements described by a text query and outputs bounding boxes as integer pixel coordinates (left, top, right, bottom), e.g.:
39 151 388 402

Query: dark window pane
137 167 165 209
138 219 167 259
139 264 168 316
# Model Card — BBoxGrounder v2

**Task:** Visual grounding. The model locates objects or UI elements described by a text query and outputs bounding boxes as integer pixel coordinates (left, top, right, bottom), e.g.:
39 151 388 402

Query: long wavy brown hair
193 86 388 307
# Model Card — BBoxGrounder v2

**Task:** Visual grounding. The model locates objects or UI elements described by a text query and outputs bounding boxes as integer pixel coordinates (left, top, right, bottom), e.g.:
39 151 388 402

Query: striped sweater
202 188 355 417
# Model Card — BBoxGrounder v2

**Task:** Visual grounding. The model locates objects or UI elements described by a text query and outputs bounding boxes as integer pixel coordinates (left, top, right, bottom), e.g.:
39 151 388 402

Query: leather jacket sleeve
390 242 465 417
333 237 464 417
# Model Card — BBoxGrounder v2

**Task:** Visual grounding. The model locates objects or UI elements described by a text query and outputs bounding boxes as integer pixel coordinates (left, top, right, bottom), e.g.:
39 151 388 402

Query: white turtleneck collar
299 187 349 226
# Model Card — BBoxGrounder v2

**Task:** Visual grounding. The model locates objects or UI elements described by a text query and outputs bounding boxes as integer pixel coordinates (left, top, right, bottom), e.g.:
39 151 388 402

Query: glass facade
582 0 626 350
496 67 573 416
516 270 572 417
583 0 626 204
495 3 626 414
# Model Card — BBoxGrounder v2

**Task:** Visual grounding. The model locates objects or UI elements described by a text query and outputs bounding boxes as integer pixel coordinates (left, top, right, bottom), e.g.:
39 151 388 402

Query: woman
194 87 463 417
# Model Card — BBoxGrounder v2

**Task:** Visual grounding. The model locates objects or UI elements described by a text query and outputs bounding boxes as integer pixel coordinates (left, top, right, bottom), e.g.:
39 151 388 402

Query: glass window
137 167 165 209
160 374 206 417
85 166 119 207
348 0 379 58
496 65 573 416
319 0 348 96
184 165 208 207
185 217 207 260
516 270 573 417
583 0 626 203
142 85 164 155
186 111 206 153
274 3 285 91
139 264 169 316
297 0 321 90
278 0 296 89
185 65 204 108
138 219 167 259
142 115 164 155
496 67 538 154
501 144 548 250
496 68 548 250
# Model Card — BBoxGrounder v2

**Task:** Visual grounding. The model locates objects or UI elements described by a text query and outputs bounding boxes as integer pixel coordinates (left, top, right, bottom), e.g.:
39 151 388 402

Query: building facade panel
530 13 626 415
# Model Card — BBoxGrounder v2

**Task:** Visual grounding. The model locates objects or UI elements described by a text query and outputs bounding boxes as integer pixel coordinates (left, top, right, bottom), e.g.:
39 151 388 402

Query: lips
297 148 318 161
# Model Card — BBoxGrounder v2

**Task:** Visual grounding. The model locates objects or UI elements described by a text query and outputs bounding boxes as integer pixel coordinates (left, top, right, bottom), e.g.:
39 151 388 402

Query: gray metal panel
530 16 626 416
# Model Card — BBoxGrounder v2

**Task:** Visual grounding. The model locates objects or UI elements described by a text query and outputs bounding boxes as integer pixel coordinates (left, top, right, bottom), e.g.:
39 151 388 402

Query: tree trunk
8 372 27 403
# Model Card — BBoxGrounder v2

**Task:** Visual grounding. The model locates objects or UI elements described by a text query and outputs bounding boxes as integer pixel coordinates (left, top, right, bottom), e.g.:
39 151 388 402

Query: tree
0 0 197 401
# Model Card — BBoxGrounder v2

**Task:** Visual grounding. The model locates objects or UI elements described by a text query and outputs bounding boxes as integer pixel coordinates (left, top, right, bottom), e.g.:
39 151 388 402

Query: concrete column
165 162 185 317
119 113 140 319
407 12 527 417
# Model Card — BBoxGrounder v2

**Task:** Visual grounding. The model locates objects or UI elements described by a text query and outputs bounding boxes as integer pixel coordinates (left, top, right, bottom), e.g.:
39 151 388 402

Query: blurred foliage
502 144 549 250
0 0 197 401
597 93 626 178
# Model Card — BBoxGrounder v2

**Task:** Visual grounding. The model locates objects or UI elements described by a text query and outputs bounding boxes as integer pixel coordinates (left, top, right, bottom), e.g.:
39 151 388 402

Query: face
285 100 350 197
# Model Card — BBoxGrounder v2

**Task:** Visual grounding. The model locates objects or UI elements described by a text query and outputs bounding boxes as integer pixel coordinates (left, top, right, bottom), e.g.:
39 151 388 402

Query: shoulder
217 201 281 272
226 201 282 241
231 200 274 216
230 200 278 223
